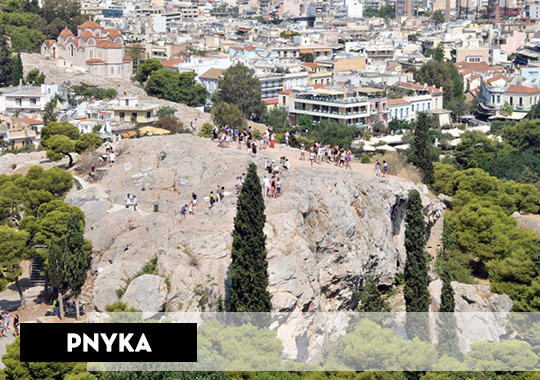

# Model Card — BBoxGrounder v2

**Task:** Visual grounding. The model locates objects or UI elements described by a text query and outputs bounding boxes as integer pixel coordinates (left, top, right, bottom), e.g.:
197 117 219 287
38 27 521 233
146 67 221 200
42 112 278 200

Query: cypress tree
437 270 463 359
357 275 390 312
228 162 272 312
64 212 88 320
11 53 22 86
404 189 430 341
43 100 57 126
413 112 435 185
46 239 67 319
0 26 13 87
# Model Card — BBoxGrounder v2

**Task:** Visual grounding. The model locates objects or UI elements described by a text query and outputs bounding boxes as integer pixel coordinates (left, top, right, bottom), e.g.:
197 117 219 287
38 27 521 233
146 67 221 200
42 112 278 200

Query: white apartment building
0 84 64 114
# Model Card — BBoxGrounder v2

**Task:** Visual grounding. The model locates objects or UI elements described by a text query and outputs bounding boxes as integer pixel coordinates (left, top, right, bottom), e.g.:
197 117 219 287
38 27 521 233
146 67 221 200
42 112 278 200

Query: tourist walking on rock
132 195 138 211
0 315 4 340
309 148 315 166
4 312 10 331
375 160 381 177
345 150 352 170
189 201 194 215
383 160 388 178
276 177 281 198
192 193 197 207
300 144 305 160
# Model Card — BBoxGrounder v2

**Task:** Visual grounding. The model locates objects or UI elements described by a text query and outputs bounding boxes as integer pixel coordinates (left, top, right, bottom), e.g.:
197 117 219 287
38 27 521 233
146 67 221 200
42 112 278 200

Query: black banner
20 323 197 362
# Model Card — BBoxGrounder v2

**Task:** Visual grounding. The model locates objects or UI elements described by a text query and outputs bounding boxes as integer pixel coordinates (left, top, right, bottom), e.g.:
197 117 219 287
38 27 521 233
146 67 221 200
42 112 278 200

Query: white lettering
84 334 100 352
119 333 134 352
100 333 118 352
135 334 152 352
67 334 81 352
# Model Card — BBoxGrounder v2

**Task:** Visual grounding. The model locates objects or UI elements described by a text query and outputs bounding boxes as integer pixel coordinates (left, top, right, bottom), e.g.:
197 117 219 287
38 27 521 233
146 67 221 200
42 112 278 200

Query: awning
121 131 137 138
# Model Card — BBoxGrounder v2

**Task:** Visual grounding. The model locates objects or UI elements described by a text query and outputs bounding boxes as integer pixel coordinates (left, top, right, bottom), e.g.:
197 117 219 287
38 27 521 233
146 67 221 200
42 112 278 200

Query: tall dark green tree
357 275 390 312
11 52 23 86
64 212 88 320
437 270 463 359
43 100 57 126
413 112 435 185
228 162 272 312
404 189 430 341
215 63 265 122
46 239 67 319
0 26 13 87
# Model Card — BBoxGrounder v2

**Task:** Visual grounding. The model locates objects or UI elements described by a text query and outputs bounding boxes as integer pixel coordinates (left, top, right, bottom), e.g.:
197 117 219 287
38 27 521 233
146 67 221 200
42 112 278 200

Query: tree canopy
211 102 245 129
214 63 265 122
146 69 207 107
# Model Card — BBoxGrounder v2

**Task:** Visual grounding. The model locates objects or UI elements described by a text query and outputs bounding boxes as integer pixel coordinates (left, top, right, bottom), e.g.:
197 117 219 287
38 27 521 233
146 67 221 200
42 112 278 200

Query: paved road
0 326 18 369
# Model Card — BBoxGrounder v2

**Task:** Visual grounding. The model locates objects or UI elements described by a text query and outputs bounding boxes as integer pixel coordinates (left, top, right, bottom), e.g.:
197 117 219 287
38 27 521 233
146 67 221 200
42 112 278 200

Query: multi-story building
0 84 64 114
288 87 371 127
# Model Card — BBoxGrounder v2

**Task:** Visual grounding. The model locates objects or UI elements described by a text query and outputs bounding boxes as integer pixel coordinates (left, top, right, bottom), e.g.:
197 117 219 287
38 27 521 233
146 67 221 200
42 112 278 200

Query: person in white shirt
263 176 271 197
132 195 138 211
125 194 131 208
284 131 290 146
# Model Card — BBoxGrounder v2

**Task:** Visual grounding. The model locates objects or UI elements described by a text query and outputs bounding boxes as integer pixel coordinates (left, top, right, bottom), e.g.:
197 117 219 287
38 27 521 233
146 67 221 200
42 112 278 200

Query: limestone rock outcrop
68 134 445 312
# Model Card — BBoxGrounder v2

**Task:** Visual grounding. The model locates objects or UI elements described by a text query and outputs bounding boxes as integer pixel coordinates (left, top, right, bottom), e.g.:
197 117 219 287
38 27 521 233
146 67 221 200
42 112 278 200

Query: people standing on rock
89 164 96 184
108 150 116 166
105 140 112 152
276 177 282 198
13 314 19 337
0 315 4 339
125 194 131 208
124 243 132 252
238 131 244 149
236 176 244 194
132 195 138 211
263 176 271 197
192 193 197 207
270 132 275 148
300 144 305 160
284 159 291 171
309 148 315 166
188 201 194 215
345 150 352 171
181 204 187 217
4 312 10 331
209 191 216 209
383 160 388 178
285 131 290 146
251 139 258 157
375 160 381 177
53 298 60 317
212 126 218 141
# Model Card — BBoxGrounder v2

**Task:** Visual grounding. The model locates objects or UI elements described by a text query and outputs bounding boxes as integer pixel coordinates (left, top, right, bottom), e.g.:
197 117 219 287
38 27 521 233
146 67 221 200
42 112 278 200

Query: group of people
180 193 198 216
375 160 389 179
105 140 116 166
0 309 19 339
124 193 138 211
212 126 291 157
301 143 352 170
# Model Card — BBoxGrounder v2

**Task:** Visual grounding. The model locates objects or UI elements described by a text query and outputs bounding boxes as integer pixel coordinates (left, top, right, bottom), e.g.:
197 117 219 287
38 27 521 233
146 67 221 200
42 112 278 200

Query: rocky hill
66 134 449 313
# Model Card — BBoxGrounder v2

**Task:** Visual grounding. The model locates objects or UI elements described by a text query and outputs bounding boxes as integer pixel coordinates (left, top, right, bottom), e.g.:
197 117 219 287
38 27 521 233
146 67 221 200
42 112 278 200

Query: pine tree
228 162 272 312
404 189 430 341
46 239 67 319
11 53 22 86
64 212 88 320
413 112 435 185
437 270 463 359
357 275 390 312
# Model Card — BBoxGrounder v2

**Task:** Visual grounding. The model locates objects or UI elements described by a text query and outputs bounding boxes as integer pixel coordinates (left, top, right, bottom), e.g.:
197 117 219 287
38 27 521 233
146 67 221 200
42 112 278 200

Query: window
146 111 151 119
111 67 114 74
519 97 523 107
435 98 438 107
427 103 430 110
496 95 501 103
132 112 138 120
90 51 94 58
510 97 513 105
15 99 21 106
30 98 37 105
119 112 125 121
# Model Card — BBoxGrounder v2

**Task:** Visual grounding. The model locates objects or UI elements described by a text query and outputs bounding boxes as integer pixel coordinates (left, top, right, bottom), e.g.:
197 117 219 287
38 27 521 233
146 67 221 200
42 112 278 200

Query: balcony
296 94 368 104
292 107 369 119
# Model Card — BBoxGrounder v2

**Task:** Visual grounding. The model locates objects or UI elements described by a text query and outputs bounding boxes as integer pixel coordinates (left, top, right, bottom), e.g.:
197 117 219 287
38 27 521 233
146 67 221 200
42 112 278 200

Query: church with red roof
40 21 132 80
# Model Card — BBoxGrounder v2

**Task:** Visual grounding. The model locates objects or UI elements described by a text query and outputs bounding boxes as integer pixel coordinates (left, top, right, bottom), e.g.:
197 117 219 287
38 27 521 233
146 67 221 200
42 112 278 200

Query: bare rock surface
66 134 447 313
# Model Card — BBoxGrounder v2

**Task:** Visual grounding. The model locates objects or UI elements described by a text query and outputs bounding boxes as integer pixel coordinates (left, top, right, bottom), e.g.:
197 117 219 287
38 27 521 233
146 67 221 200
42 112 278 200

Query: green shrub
198 122 214 138
360 153 371 164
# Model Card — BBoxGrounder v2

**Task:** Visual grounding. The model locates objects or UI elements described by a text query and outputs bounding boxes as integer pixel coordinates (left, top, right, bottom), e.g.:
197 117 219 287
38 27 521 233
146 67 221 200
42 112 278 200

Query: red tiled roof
486 74 512 83
59 29 75 39
80 30 95 42
123 56 133 61
199 68 224 80
162 58 184 68
96 40 122 49
14 118 43 125
505 84 540 94
279 89 292 94
104 29 121 39
264 98 279 105
86 58 104 63
78 21 103 30
387 99 410 106
313 84 325 89
302 62 321 68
